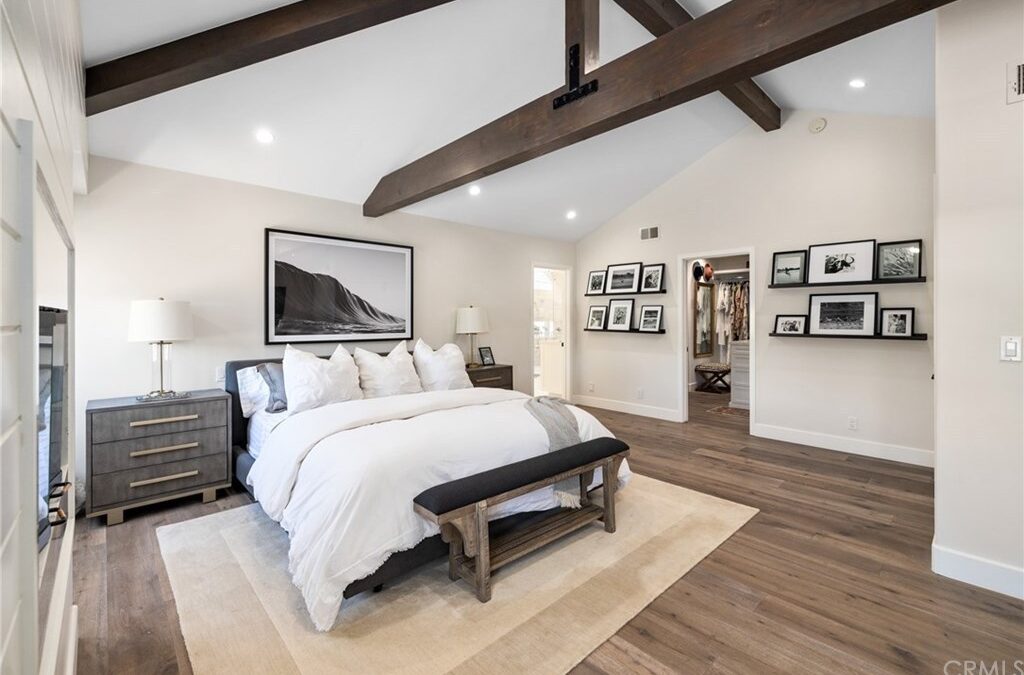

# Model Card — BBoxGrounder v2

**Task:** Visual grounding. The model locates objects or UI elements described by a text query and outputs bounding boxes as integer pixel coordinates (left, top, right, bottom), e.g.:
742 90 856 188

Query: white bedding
246 409 288 459
247 387 630 631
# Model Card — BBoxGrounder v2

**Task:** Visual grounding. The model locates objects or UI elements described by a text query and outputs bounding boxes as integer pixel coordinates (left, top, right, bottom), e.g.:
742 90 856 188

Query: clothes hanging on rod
713 280 749 360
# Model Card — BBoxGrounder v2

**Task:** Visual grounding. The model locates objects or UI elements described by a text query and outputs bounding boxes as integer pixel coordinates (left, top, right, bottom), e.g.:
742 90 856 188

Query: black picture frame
876 239 923 280
774 314 808 334
808 292 878 336
478 346 495 366
607 298 635 331
604 262 643 294
880 307 915 337
640 263 666 293
585 270 607 295
807 239 876 284
586 305 608 330
638 305 663 332
771 250 807 285
264 228 414 344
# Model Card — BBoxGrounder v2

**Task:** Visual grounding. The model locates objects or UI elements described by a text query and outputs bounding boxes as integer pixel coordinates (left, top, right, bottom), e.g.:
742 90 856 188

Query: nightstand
85 389 232 525
467 364 513 390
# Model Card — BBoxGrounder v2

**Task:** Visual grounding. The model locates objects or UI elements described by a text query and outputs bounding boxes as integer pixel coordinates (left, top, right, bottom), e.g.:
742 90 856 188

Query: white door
532 267 569 398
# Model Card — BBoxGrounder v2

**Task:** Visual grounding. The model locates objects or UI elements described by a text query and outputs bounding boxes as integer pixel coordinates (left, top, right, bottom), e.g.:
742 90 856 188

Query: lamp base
136 390 192 403
466 362 482 369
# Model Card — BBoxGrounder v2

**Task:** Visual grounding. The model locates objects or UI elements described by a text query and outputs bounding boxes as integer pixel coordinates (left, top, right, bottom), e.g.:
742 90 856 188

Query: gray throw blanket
525 396 583 508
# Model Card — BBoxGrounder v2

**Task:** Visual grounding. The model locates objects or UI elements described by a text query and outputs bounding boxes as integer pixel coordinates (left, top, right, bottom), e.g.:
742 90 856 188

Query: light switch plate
1001 336 1021 362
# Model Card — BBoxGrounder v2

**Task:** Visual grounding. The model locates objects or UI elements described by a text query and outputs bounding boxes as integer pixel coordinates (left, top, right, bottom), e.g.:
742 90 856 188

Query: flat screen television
38 306 67 548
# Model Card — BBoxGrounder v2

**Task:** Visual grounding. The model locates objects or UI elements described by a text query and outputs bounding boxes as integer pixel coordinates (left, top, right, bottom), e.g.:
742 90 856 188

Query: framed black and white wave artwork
808 292 878 336
265 228 413 344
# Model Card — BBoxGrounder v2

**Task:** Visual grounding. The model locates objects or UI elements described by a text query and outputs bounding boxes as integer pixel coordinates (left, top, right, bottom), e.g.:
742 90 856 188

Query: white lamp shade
128 299 193 342
455 306 489 334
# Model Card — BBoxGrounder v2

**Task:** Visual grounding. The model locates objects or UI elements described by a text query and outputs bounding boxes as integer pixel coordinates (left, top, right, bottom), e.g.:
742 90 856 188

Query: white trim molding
572 395 684 422
932 541 1024 600
751 422 934 467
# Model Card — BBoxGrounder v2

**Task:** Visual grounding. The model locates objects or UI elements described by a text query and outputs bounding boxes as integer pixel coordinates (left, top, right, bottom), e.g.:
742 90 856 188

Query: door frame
530 262 573 399
676 247 756 432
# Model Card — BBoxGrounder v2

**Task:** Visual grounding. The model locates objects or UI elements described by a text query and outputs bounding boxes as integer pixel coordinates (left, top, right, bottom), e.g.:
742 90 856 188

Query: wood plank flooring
73 392 1024 674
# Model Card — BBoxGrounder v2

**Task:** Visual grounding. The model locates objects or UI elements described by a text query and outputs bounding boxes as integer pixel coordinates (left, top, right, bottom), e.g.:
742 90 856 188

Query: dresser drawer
90 399 228 444
468 367 513 389
91 426 227 475
90 454 228 509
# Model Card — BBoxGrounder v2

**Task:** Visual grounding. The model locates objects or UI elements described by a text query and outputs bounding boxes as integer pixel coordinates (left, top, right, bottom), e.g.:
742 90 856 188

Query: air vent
640 226 660 241
1009 62 1024 104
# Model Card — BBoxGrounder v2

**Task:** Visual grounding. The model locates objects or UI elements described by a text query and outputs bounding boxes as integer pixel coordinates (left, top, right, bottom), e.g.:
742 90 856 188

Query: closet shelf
768 276 927 289
584 328 666 334
769 332 928 341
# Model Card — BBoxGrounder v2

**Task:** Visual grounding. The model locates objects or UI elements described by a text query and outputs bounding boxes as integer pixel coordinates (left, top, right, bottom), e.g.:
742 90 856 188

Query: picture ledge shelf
586 289 668 296
584 328 666 334
769 332 928 341
769 276 927 289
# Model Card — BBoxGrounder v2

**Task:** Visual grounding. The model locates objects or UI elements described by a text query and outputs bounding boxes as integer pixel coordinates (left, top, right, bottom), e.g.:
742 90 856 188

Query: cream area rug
157 474 756 674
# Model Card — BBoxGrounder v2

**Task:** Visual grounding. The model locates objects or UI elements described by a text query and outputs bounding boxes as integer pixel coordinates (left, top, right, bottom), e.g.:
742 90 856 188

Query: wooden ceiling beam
566 0 601 81
85 0 456 115
363 0 954 217
612 0 780 131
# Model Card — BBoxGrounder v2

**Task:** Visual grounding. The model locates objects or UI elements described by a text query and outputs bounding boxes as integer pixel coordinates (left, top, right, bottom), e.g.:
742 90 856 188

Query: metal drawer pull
475 376 503 383
130 442 199 458
129 414 199 428
129 470 199 488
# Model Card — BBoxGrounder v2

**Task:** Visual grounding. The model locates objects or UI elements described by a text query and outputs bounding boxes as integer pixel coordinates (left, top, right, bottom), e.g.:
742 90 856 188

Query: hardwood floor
73 392 1024 674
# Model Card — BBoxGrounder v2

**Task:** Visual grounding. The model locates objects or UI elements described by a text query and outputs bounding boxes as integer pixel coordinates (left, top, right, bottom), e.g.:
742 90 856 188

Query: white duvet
247 387 631 631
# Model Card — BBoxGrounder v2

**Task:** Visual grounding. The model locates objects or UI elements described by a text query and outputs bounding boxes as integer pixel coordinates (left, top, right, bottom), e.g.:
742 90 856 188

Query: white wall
932 0 1024 599
575 110 936 466
74 157 575 481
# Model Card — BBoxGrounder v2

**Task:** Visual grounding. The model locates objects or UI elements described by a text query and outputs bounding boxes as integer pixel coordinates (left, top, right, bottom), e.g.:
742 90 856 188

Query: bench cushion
414 437 628 515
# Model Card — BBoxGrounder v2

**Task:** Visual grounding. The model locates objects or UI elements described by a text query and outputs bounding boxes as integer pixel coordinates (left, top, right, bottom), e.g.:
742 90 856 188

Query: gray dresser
86 389 232 525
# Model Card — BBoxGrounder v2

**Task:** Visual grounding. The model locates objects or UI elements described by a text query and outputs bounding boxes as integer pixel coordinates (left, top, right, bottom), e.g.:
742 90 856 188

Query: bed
224 358 630 631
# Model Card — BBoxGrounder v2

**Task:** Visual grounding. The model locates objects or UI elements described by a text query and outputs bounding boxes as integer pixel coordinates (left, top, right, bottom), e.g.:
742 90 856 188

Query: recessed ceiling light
468 184 481 196
849 78 866 89
566 210 578 220
254 128 275 144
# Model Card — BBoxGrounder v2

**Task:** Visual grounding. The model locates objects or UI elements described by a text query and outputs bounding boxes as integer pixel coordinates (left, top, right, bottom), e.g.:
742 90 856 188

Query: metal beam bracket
554 43 598 109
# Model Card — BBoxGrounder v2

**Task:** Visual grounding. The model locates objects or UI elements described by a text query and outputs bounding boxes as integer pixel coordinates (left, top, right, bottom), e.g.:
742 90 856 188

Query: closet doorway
677 248 755 430
532 265 570 398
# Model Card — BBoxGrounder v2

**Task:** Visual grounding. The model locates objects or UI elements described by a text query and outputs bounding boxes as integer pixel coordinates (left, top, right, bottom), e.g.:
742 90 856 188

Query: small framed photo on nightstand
478 346 495 366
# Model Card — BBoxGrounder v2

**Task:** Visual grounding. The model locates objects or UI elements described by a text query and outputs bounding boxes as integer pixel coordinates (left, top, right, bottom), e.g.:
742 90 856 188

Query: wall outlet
215 365 225 383
636 387 645 400
847 416 858 431
587 382 595 393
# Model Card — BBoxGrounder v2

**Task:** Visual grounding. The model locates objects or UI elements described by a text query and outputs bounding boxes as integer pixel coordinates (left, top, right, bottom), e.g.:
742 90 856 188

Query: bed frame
223 358 558 599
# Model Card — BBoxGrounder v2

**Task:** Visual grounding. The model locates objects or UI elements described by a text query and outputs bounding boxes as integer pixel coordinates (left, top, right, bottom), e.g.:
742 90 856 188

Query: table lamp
455 306 489 368
128 298 193 401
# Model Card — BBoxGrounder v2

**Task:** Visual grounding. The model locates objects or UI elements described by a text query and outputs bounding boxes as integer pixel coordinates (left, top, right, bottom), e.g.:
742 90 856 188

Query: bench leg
473 501 491 602
441 524 462 581
602 458 622 533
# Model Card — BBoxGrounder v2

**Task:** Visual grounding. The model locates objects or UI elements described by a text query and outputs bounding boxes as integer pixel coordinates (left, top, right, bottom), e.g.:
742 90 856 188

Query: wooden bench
695 362 731 393
413 437 629 602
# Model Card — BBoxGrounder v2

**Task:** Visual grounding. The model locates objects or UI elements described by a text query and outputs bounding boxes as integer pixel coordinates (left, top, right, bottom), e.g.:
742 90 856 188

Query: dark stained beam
364 0 954 217
613 0 781 131
566 0 601 82
85 0 456 115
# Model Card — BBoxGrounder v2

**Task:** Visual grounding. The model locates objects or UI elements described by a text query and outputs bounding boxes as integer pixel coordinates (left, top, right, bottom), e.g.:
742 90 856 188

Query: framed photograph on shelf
808 292 878 336
876 240 923 280
771 250 807 285
774 314 807 334
265 228 413 344
607 298 634 331
640 264 666 292
638 305 663 332
585 270 607 295
880 308 915 337
807 239 876 284
586 305 608 330
478 346 496 365
604 262 643 294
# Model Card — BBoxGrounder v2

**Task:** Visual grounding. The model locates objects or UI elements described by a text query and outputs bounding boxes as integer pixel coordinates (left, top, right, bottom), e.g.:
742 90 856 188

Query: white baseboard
751 422 934 467
571 395 683 422
932 541 1024 599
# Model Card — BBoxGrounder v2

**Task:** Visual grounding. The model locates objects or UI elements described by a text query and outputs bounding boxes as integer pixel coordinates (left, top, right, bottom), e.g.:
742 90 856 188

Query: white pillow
282 344 363 414
353 341 424 399
236 365 270 418
413 339 472 392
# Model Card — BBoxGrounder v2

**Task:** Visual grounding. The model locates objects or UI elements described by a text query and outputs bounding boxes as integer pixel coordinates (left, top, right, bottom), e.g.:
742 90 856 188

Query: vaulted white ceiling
81 0 936 241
